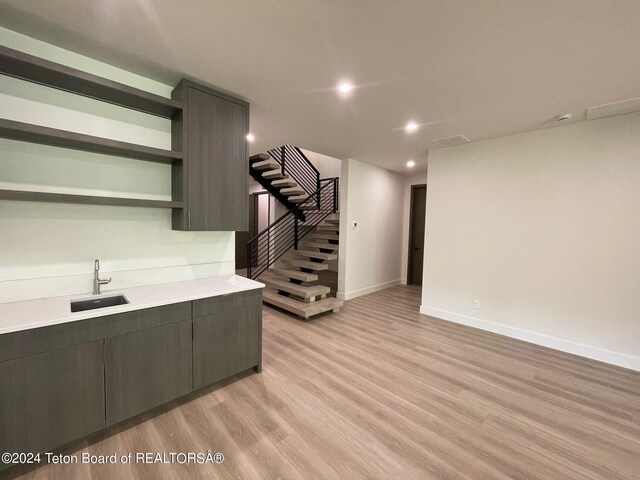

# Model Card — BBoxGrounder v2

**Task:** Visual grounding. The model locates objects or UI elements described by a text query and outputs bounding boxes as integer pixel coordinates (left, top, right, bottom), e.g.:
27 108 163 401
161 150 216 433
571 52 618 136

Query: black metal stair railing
247 177 339 280
267 145 320 197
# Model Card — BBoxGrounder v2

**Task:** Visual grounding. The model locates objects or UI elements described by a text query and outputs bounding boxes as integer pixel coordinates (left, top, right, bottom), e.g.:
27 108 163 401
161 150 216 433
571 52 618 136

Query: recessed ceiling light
407 160 416 168
338 82 353 94
405 121 418 133
556 113 573 122
246 133 255 142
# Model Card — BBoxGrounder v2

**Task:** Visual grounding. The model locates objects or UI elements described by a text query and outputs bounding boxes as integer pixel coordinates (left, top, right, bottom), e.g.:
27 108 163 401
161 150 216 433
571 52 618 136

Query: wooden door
408 185 426 285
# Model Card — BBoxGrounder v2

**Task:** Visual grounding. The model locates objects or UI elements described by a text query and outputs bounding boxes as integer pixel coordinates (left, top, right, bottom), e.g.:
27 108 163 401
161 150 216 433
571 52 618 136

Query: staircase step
262 289 343 319
271 178 298 187
291 249 337 261
282 258 329 270
288 195 307 203
280 187 306 195
317 225 340 232
250 153 270 161
263 169 288 179
271 268 318 282
310 233 339 241
261 275 330 299
300 241 339 251
326 218 340 225
252 159 279 170
300 204 320 210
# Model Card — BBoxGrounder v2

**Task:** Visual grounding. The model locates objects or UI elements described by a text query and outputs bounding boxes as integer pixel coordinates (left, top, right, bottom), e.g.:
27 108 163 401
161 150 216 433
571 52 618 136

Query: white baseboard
419 305 640 372
340 279 402 301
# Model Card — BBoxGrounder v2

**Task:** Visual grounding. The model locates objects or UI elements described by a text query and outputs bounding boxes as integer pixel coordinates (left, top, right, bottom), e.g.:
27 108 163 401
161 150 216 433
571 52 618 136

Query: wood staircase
249 153 308 209
248 149 343 319
260 214 343 319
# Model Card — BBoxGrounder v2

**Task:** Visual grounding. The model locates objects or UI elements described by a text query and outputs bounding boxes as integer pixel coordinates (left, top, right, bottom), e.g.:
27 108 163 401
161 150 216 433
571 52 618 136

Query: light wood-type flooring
6 285 640 479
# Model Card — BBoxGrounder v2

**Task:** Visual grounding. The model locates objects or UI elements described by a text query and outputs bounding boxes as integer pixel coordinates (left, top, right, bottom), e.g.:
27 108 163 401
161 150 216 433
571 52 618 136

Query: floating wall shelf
0 46 247 221
0 45 185 211
0 45 182 118
0 118 183 164
0 190 182 209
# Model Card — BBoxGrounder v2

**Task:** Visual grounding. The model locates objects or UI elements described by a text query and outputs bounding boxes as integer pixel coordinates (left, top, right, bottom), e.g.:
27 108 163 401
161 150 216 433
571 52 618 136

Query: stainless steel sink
70 294 129 313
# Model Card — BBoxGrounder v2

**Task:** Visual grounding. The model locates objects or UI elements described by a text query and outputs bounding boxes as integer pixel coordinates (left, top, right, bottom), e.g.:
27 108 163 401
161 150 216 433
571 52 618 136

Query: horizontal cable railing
267 145 320 197
247 177 339 280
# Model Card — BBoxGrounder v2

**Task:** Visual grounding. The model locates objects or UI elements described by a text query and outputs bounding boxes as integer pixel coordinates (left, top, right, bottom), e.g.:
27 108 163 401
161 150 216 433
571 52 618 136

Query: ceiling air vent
586 97 640 120
432 135 470 147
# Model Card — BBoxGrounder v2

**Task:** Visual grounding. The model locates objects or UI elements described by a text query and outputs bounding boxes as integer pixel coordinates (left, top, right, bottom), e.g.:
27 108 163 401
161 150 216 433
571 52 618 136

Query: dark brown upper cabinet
171 80 249 231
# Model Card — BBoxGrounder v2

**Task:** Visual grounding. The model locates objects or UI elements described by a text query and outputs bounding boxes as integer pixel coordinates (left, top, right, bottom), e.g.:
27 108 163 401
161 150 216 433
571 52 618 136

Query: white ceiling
1 0 639 174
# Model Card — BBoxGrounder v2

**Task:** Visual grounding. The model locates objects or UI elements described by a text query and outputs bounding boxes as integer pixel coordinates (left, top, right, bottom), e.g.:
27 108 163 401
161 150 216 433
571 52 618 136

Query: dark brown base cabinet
194 305 262 389
105 320 193 426
0 289 262 472
0 342 105 460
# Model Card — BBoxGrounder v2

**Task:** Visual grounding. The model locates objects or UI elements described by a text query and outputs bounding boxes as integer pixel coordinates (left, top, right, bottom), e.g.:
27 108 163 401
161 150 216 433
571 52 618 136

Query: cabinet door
193 304 262 390
187 86 248 231
0 341 104 463
105 320 192 426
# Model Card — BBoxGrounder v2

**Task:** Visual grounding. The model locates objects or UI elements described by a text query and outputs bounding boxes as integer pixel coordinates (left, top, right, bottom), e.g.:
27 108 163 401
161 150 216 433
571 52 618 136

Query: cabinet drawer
192 289 262 318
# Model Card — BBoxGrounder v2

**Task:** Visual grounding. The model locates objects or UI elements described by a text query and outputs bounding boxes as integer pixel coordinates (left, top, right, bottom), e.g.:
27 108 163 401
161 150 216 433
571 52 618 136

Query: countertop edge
0 275 265 336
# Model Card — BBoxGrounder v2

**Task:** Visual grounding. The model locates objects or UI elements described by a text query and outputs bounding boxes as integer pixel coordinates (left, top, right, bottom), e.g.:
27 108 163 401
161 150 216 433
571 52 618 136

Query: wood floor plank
6 285 640 480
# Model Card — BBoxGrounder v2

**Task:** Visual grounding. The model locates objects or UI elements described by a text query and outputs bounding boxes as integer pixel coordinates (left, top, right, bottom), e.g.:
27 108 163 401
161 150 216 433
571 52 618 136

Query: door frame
253 191 271 233
407 184 427 286
236 191 271 270
251 191 271 268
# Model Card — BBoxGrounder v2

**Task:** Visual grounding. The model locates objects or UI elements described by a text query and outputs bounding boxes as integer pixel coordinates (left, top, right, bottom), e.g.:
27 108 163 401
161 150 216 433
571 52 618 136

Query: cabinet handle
188 211 191 229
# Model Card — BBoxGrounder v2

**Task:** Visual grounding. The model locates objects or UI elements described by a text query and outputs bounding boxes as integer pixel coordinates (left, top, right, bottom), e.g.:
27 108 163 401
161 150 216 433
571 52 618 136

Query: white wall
0 28 235 303
301 149 341 179
338 158 404 300
401 170 428 284
421 112 640 370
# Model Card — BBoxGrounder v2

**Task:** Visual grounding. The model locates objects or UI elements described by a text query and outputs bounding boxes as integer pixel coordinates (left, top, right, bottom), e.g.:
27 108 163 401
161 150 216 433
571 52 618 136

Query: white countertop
0 275 264 335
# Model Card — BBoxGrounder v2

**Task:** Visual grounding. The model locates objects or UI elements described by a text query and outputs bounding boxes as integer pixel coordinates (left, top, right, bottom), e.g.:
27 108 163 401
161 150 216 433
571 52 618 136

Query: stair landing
261 274 330 301
262 288 343 319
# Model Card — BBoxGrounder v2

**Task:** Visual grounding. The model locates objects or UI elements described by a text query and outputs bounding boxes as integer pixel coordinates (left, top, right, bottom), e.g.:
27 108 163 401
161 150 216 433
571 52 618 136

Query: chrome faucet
93 259 111 295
